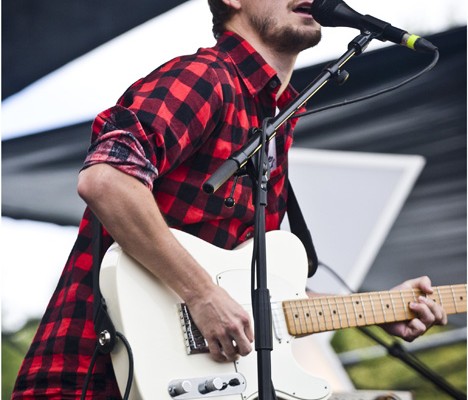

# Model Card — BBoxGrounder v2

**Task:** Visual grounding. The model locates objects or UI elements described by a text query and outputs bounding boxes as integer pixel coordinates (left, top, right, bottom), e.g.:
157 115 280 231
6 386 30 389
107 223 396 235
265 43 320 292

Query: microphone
310 0 438 53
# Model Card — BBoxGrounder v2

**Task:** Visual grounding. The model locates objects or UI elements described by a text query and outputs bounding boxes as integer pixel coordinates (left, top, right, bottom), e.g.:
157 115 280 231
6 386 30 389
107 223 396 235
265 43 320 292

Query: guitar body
100 229 331 400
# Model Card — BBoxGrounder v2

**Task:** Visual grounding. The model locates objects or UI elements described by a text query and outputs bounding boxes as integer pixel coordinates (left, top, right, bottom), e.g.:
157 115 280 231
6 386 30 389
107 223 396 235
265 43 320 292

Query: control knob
199 377 225 394
168 380 193 397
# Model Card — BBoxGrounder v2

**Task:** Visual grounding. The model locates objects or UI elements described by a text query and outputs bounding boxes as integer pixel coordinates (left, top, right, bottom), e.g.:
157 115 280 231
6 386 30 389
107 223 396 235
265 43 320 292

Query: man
12 0 447 398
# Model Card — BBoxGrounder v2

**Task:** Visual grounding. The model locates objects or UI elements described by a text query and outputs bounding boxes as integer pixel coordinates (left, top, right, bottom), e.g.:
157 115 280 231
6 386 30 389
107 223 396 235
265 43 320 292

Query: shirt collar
215 31 281 98
215 31 303 122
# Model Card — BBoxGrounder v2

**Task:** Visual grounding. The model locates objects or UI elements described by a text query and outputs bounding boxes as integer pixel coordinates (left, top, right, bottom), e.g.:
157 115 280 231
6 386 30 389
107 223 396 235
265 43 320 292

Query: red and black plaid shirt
13 32 301 399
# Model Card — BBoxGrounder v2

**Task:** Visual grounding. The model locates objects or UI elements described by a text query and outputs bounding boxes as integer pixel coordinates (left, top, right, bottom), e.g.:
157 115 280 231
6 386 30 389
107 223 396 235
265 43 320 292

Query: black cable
116 331 134 400
317 260 467 400
80 331 134 400
80 344 101 400
294 49 439 119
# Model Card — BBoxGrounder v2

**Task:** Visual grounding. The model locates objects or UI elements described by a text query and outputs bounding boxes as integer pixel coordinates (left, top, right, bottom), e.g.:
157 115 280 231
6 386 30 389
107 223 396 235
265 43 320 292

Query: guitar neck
283 284 467 336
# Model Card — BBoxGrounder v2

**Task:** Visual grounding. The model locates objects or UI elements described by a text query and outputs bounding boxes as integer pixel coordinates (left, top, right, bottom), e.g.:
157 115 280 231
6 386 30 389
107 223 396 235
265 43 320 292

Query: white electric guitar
100 229 466 400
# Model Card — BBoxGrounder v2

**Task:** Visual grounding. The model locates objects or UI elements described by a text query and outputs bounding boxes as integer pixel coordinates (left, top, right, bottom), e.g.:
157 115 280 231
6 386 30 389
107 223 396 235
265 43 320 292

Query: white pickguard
100 229 331 400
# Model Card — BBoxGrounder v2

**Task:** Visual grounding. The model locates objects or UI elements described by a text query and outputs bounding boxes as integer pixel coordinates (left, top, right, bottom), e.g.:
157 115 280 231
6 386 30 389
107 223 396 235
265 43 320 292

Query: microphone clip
348 30 374 55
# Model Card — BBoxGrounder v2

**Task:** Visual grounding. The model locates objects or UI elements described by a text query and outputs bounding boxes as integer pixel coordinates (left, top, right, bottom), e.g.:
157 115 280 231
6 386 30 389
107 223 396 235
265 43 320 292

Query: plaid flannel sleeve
82 59 225 191
83 105 160 189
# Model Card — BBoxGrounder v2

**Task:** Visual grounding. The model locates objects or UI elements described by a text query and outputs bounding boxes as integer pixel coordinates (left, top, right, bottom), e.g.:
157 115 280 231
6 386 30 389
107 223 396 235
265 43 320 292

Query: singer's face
243 0 321 54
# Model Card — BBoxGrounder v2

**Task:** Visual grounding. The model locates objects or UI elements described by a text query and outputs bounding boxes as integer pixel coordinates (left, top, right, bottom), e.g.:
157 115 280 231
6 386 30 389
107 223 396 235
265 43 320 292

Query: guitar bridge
178 303 209 355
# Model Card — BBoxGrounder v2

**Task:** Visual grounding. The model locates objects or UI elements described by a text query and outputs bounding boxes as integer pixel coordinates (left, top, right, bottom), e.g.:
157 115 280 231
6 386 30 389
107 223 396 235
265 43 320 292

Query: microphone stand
203 32 375 400
203 32 374 195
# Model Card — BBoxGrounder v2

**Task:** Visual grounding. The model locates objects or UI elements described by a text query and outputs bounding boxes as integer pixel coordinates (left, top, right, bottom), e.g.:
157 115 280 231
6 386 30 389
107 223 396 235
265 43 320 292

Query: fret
399 291 409 320
341 296 351 328
351 296 362 326
319 298 330 331
367 292 377 324
378 292 387 323
436 286 444 308
282 301 293 334
309 297 322 333
450 286 459 313
285 301 301 335
310 301 320 333
319 297 330 331
333 297 344 329
456 285 467 313
379 292 393 322
301 299 314 333
325 298 334 330
359 295 369 325
350 295 360 326
389 292 398 320
294 300 306 335
324 297 340 330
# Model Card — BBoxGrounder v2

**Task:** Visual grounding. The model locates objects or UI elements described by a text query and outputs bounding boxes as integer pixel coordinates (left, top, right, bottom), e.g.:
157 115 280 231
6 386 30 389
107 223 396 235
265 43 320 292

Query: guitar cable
80 331 134 400
115 331 135 400
316 260 467 400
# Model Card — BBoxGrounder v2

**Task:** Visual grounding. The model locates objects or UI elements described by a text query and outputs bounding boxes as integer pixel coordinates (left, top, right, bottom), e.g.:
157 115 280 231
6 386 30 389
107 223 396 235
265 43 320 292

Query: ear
221 0 241 11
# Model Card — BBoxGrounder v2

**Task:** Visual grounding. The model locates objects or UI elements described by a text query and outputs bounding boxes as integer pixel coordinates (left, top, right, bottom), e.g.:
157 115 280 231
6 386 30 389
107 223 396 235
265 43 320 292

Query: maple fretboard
283 284 467 336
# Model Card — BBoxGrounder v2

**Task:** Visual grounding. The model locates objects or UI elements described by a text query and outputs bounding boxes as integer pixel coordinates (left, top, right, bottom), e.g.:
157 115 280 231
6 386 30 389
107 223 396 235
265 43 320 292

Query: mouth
292 1 313 16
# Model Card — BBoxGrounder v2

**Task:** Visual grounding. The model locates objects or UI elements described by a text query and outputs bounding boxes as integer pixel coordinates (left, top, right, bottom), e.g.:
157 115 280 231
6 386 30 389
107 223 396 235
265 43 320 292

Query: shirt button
269 80 278 89
245 231 253 239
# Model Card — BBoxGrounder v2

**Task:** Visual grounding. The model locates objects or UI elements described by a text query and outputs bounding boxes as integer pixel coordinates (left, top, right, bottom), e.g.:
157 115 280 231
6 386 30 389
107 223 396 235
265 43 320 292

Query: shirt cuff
82 130 159 191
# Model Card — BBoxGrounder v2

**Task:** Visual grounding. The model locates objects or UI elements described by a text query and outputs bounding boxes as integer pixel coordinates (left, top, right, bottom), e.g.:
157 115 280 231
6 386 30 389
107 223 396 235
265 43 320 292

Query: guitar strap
287 179 319 277
91 212 116 354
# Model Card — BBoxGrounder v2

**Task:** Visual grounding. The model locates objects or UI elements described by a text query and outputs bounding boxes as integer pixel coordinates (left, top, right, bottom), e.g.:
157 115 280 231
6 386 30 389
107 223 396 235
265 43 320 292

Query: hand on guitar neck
307 275 448 342
380 276 448 341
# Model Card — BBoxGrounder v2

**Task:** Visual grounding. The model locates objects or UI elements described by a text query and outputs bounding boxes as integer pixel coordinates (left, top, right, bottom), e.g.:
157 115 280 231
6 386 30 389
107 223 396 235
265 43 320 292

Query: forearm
77 163 213 304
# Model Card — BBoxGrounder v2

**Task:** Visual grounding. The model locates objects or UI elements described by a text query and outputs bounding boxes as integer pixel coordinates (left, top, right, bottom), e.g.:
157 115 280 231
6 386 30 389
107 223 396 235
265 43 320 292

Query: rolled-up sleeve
83 105 159 189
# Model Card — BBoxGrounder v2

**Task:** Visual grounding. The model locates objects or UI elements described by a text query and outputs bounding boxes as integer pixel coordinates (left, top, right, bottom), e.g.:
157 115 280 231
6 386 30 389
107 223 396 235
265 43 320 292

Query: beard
249 14 322 55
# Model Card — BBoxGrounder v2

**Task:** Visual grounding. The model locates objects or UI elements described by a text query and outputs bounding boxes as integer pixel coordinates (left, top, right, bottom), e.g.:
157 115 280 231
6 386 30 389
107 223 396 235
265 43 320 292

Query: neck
258 45 297 98
225 24 298 98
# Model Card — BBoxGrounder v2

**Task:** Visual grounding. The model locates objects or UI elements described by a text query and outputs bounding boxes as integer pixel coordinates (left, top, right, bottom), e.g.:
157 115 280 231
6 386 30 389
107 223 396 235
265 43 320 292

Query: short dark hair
207 0 235 39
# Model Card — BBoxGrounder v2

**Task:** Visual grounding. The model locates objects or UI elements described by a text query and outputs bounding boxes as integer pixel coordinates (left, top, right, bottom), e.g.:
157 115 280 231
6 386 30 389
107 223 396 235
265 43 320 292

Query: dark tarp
2 0 189 99
2 27 466 325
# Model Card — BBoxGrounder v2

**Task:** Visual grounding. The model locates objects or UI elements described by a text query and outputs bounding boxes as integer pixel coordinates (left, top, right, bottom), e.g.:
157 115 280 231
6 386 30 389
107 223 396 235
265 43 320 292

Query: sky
2 0 467 333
